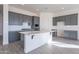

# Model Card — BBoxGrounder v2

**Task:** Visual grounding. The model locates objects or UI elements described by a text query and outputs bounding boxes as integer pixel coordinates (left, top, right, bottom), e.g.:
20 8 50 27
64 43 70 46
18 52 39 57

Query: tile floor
28 37 79 54
0 41 24 54
0 37 79 54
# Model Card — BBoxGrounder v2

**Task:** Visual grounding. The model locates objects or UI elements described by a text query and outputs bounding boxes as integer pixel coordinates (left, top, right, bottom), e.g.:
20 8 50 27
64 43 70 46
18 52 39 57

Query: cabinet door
53 17 57 26
70 14 78 25
65 15 71 25
9 12 15 25
34 16 40 24
32 16 40 30
18 14 23 25
23 15 32 25
27 16 32 26
57 16 62 22
11 13 19 25
64 30 77 40
60 16 65 22
14 13 20 25
64 30 71 38
9 12 22 25
9 31 20 43
23 15 28 22
69 31 77 40
33 34 41 45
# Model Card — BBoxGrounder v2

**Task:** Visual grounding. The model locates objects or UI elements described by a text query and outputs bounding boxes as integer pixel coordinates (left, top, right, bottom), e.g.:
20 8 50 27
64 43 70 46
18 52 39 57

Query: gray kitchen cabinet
53 16 64 26
53 13 78 26
26 15 32 26
9 12 15 25
60 16 65 22
69 31 77 39
64 14 78 25
32 16 40 31
23 15 28 22
9 12 18 25
9 12 32 25
9 12 23 25
23 15 32 26
9 31 20 43
64 15 71 25
33 16 40 24
53 17 57 26
57 16 63 22
18 14 23 25
64 30 77 40
70 14 78 25
14 13 20 25
64 31 71 38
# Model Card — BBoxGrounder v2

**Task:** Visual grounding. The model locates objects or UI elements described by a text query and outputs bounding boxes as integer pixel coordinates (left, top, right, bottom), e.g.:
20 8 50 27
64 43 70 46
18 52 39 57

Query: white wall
3 4 9 45
40 12 53 31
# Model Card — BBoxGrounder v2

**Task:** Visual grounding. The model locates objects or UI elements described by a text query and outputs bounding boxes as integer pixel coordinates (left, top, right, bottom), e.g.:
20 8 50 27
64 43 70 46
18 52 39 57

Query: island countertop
19 30 55 35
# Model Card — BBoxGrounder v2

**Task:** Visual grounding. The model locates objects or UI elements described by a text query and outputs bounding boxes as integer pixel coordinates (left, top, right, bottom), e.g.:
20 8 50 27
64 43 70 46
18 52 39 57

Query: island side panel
24 32 51 53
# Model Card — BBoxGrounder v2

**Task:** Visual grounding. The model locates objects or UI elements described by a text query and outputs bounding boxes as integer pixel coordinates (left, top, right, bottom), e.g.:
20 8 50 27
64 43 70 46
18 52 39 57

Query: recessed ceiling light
36 9 39 11
62 8 64 9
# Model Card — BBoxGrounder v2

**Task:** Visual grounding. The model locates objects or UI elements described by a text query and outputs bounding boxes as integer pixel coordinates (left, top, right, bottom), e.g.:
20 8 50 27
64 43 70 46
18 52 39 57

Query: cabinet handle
50 32 52 35
31 35 34 39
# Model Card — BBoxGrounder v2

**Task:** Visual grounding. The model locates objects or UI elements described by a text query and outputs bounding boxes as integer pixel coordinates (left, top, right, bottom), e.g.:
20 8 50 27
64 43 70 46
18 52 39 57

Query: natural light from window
48 39 79 48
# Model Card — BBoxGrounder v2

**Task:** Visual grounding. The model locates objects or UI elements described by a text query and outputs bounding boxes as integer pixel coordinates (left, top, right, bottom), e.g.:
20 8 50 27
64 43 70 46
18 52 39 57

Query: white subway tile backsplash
9 25 31 31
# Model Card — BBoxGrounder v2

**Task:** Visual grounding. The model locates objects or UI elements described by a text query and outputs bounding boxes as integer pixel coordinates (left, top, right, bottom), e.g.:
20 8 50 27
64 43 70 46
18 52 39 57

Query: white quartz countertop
19 30 55 35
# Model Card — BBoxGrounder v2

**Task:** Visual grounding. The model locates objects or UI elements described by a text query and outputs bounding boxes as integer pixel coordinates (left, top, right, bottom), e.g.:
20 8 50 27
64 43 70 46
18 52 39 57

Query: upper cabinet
64 15 71 25
9 12 40 30
9 12 32 26
65 14 78 25
53 16 64 26
70 14 78 25
23 15 32 26
9 12 23 25
32 16 40 30
19 14 24 25
53 13 78 26
33 16 40 24
53 17 57 26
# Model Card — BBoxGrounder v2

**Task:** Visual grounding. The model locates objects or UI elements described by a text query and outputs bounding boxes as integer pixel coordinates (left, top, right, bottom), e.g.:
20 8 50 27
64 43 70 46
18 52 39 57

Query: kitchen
2 4 79 54
8 8 53 53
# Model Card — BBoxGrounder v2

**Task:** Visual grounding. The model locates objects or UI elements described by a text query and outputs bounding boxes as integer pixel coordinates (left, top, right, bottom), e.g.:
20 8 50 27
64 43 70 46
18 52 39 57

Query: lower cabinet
64 30 77 40
9 31 20 43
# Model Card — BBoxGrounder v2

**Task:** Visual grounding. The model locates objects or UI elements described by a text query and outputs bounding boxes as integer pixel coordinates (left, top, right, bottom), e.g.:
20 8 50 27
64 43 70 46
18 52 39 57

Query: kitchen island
19 30 54 53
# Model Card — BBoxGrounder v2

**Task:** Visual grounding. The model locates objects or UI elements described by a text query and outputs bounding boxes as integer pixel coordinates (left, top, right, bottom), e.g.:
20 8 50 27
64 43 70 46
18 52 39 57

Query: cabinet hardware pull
31 35 34 39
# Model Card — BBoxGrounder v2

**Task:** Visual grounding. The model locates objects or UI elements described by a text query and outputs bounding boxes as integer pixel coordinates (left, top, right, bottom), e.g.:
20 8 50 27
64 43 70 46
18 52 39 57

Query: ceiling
9 4 79 14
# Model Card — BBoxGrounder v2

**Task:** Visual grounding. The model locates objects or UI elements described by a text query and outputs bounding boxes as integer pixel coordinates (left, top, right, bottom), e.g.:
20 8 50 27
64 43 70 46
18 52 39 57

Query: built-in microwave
35 24 39 27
